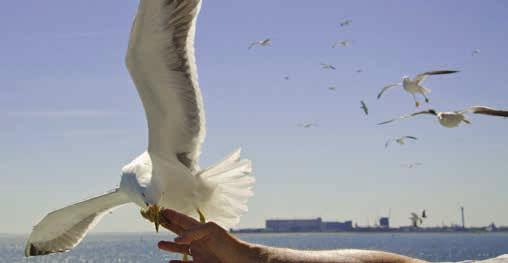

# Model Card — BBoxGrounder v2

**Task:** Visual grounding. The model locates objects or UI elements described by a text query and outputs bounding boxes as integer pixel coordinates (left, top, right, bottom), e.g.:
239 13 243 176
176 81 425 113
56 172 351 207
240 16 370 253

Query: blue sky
1 0 508 234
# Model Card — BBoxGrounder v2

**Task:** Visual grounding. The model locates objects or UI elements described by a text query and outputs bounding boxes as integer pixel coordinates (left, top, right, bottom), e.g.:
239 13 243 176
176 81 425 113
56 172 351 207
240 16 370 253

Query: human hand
157 209 257 263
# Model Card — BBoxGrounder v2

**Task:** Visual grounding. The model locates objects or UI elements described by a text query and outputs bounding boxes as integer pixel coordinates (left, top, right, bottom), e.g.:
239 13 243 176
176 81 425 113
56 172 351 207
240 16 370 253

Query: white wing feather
126 0 205 171
25 189 129 257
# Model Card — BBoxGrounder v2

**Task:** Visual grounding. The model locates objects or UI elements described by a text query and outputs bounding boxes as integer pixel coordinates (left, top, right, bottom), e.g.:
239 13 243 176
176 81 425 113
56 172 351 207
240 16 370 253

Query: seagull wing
377 110 435 125
377 83 401 99
248 41 258 50
25 189 129 256
385 139 392 149
403 136 418 141
466 106 508 117
126 0 205 171
414 70 460 84
361 101 368 115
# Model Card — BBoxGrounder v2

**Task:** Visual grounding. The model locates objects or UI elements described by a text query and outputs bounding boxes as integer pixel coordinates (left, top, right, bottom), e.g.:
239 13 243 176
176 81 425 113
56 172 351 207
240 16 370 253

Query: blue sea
1 232 507 262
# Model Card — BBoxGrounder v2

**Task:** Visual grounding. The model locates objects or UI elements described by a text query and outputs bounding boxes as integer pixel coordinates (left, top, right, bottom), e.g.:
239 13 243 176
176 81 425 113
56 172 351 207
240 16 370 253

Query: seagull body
360 100 369 115
377 70 459 107
402 162 423 169
378 106 508 128
25 0 254 257
321 63 336 70
339 19 352 27
385 136 418 148
298 122 317 128
332 40 351 48
248 38 271 50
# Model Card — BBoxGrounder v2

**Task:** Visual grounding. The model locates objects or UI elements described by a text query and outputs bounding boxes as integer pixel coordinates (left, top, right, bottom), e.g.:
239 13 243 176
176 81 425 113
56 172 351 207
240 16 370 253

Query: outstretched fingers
161 209 201 235
174 222 219 245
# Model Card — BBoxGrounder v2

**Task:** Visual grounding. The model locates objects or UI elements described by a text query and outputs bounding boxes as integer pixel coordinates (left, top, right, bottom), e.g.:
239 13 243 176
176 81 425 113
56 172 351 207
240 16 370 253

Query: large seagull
25 0 254 257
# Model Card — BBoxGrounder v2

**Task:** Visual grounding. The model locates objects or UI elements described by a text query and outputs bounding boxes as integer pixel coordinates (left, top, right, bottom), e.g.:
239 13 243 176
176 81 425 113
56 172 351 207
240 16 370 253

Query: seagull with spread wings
339 19 352 27
378 106 508 128
385 136 418 148
377 70 460 107
25 0 254 257
248 38 271 50
332 40 352 48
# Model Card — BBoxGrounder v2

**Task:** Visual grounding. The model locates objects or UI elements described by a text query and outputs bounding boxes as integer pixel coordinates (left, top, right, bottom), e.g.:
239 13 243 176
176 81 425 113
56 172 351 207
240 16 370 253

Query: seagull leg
182 209 206 261
412 94 420 107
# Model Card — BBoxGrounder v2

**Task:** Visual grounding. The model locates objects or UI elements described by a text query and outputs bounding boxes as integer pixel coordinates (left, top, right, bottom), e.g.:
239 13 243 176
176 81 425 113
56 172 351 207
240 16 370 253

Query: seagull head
401 75 410 81
428 109 438 116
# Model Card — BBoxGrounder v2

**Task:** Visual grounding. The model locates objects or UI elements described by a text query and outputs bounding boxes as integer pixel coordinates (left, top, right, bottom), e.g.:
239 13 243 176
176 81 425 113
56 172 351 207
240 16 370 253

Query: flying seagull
378 106 508 128
284 75 290 80
360 100 369 116
410 212 424 227
421 209 427 219
328 86 337 91
385 136 418 148
332 40 352 48
298 122 318 128
472 49 480 56
339 19 352 27
377 70 460 107
25 0 254 257
402 162 423 169
248 38 271 50
321 63 336 70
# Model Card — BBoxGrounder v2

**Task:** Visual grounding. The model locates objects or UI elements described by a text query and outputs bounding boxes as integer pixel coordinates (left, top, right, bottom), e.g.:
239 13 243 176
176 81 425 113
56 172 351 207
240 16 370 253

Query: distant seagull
332 40 352 48
321 63 336 70
472 49 481 56
360 101 369 116
356 69 363 73
421 209 427 219
410 212 424 227
402 162 423 169
328 86 337 91
248 38 271 50
377 70 460 107
378 106 508 128
339 19 352 27
284 75 290 80
298 122 318 128
385 136 418 148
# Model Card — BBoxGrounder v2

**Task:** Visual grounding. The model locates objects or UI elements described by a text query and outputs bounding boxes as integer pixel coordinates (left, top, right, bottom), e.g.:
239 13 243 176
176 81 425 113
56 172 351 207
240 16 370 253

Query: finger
174 222 218 244
160 219 185 236
158 241 189 254
161 209 200 230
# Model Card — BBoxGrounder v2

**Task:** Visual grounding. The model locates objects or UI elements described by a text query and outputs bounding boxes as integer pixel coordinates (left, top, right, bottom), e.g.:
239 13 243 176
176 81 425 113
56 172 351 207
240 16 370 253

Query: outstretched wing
378 110 435 125
25 189 129 257
403 136 418 141
414 70 460 84
126 0 205 171
377 83 401 99
466 106 508 117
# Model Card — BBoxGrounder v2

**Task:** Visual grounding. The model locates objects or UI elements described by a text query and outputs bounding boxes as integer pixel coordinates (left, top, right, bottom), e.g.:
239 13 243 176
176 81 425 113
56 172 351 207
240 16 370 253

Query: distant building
266 218 323 232
379 217 390 228
322 221 353 231
265 218 353 232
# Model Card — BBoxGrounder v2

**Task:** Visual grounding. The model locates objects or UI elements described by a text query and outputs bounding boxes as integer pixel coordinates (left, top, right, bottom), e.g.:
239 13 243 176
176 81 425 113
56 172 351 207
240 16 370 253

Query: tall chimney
461 206 465 228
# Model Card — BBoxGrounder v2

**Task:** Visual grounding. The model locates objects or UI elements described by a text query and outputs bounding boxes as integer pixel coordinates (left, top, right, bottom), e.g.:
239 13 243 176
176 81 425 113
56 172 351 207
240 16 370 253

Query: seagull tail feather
197 148 254 230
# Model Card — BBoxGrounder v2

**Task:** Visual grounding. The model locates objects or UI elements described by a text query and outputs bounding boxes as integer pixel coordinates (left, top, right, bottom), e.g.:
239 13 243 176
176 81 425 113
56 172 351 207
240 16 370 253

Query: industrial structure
265 218 353 232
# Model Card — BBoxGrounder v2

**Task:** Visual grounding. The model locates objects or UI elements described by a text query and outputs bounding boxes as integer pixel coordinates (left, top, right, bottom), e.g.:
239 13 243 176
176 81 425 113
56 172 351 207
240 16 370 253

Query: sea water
1 232 507 262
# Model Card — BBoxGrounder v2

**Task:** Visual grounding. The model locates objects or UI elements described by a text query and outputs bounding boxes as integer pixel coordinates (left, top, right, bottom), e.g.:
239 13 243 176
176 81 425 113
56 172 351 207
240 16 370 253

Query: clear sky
1 0 508 234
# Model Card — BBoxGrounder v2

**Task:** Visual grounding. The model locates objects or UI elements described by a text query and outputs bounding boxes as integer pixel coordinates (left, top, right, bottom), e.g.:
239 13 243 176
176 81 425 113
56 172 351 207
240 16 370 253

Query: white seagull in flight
25 0 254 257
385 136 418 148
321 63 336 70
339 19 352 27
377 70 460 107
248 38 271 50
378 106 508 128
332 40 352 48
